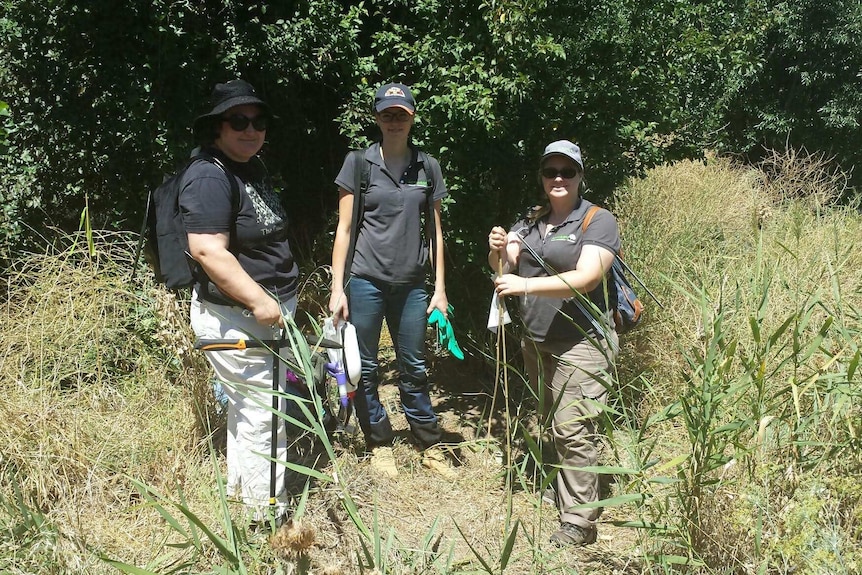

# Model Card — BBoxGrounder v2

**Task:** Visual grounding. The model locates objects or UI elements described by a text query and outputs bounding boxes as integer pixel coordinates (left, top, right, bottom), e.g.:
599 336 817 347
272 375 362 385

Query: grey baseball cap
540 140 583 170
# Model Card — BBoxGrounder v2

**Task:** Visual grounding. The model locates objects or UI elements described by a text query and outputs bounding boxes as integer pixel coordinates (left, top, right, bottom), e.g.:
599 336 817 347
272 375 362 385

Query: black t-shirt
179 149 299 303
512 199 620 343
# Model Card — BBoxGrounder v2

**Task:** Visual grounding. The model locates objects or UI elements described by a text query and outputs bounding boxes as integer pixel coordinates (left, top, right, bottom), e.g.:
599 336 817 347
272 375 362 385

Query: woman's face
374 107 414 142
540 155 582 200
213 104 267 162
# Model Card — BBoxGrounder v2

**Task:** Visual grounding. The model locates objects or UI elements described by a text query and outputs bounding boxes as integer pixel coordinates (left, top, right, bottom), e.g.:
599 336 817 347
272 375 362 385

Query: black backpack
132 153 239 289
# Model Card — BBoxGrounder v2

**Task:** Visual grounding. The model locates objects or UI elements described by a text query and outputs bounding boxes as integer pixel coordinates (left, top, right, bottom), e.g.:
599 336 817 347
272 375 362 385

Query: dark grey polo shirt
511 199 620 343
335 142 447 284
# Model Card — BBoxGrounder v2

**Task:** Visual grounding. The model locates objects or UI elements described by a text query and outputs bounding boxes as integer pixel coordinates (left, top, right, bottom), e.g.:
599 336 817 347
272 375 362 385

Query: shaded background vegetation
2 0 861 325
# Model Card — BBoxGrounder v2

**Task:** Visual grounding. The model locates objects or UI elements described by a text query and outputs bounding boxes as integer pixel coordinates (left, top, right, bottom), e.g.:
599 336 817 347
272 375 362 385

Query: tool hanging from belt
194 332 343 518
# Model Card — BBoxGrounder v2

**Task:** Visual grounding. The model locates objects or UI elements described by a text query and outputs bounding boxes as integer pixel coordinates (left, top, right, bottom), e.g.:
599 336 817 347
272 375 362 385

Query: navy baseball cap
373 83 415 114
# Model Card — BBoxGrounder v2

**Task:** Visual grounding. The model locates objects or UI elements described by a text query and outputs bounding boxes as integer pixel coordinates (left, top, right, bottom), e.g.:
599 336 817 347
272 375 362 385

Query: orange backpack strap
581 205 602 233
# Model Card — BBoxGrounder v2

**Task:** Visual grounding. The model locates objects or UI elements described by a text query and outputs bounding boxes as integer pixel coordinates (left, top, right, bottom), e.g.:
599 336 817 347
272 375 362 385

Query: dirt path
287 329 643 574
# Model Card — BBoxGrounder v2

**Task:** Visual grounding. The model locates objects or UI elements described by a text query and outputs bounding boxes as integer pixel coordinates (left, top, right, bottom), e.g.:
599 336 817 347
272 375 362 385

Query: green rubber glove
428 304 464 360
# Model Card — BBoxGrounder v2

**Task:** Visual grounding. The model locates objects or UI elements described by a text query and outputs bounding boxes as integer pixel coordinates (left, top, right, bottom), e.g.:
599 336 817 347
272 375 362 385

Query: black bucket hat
193 79 271 137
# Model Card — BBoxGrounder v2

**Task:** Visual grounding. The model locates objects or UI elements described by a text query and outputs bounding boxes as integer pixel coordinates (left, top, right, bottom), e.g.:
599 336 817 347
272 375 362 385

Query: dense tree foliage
1 0 860 320
721 0 862 178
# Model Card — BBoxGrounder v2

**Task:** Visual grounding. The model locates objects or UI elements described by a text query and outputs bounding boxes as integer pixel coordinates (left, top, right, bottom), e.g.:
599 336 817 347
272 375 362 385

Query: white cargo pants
190 290 296 522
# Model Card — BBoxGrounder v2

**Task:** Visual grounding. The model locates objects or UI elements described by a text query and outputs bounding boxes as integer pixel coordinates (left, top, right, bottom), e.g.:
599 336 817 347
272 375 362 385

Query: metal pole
269 332 280 518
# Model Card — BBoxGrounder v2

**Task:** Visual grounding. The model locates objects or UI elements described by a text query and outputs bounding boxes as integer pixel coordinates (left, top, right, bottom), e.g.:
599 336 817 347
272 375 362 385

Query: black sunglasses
541 167 580 179
221 114 269 132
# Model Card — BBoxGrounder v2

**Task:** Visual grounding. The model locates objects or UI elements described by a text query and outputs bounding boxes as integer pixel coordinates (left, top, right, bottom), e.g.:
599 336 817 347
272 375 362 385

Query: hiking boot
549 522 597 547
541 486 556 506
421 446 456 480
370 446 398 478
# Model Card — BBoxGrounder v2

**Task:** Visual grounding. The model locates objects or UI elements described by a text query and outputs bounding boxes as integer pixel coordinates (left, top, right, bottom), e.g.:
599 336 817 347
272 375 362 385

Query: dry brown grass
0 231 644 574
0 232 222 572
613 151 862 409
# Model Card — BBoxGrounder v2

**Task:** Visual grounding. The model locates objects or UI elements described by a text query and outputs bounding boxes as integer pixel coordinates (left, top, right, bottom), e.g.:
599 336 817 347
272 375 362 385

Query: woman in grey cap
181 79 299 529
328 82 454 479
487 140 620 546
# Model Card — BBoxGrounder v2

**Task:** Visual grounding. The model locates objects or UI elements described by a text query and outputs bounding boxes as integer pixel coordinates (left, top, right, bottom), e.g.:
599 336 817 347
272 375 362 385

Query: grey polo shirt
335 142 447 284
512 199 620 344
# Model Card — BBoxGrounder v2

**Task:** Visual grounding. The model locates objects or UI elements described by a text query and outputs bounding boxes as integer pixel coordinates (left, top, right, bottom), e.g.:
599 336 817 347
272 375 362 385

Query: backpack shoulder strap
416 149 438 273
194 153 241 254
581 205 602 233
206 154 241 215
344 149 368 290
417 150 434 189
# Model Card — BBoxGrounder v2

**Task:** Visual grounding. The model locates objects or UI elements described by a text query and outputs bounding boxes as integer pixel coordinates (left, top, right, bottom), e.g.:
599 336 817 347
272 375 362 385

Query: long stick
497 257 514 521
486 257 503 442
490 260 513 464
616 256 664 308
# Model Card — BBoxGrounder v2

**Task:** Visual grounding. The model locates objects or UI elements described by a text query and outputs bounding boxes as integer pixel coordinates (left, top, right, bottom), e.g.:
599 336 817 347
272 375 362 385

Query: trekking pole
193 331 341 527
270 329 280 520
615 256 664 309
194 335 341 351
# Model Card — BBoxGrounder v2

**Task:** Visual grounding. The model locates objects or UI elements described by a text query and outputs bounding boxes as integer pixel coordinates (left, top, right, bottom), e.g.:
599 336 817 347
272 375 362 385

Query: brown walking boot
370 446 398 478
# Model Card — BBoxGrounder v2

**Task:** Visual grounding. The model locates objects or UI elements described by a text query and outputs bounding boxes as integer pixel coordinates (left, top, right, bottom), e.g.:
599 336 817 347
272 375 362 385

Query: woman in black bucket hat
181 79 298 529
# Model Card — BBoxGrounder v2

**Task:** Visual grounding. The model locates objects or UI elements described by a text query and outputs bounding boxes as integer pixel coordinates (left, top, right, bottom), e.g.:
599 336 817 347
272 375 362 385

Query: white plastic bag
487 291 512 331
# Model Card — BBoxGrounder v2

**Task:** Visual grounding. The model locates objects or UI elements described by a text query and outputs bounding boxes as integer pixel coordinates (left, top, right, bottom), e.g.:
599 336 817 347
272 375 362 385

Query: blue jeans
348 276 440 448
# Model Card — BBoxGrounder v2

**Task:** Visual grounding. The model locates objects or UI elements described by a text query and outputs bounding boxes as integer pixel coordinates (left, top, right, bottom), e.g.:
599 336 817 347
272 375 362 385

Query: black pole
269 332 280 520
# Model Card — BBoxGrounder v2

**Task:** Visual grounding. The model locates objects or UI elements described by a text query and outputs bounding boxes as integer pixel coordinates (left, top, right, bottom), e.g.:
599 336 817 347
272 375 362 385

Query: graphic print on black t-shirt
245 179 286 232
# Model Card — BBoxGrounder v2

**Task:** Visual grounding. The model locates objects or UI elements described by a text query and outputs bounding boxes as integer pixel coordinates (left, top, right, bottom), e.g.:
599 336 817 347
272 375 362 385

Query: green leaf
568 493 646 510
499 520 519 571
99 557 160 575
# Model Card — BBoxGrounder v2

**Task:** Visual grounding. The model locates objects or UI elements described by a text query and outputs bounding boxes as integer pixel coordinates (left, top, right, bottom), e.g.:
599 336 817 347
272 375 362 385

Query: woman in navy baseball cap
328 82 455 479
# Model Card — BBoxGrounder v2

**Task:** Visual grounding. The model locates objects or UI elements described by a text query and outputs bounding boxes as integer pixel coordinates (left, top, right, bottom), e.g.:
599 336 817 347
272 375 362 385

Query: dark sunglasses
221 114 269 132
541 167 580 179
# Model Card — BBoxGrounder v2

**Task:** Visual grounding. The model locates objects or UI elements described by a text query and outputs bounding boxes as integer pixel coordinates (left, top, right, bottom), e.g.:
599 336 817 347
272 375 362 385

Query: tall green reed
610 215 862 572
101 314 349 574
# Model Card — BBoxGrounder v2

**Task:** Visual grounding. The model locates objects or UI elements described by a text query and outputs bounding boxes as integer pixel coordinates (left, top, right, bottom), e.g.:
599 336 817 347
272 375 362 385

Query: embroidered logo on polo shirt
550 233 579 243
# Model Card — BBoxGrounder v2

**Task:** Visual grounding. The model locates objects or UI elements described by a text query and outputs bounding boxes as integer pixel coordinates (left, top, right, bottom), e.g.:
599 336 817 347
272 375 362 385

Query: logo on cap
384 87 407 98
